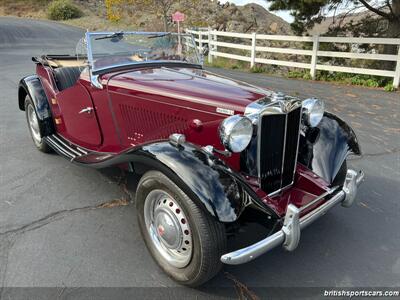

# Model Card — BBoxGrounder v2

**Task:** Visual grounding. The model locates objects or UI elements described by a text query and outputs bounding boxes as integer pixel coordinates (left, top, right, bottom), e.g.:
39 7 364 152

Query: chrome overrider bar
221 169 365 265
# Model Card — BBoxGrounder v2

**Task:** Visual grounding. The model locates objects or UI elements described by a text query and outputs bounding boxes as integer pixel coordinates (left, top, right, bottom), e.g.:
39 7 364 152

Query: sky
218 0 295 23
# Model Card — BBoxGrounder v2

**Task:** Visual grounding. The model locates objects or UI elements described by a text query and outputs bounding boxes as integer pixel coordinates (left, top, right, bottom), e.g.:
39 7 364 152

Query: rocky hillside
309 9 384 35
0 0 291 34
188 2 291 34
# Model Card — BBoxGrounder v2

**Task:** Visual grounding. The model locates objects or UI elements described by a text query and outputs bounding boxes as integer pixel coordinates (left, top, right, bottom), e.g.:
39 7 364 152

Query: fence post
310 34 319 80
199 32 203 53
214 32 218 53
250 32 257 68
393 45 400 88
208 27 213 64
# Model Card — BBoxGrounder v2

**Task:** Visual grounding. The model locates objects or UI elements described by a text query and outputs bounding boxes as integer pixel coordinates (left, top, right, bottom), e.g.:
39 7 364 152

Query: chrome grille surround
254 98 303 195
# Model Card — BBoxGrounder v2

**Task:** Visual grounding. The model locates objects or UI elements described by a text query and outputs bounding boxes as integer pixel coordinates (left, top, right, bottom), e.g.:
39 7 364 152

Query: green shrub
250 65 266 73
365 78 379 88
47 0 83 20
313 71 389 88
288 70 305 78
302 73 312 80
206 57 249 71
384 84 396 92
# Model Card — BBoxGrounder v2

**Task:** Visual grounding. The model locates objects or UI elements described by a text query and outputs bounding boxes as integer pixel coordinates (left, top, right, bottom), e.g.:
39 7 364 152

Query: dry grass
0 0 107 30
97 198 130 209
0 0 155 31
0 0 49 18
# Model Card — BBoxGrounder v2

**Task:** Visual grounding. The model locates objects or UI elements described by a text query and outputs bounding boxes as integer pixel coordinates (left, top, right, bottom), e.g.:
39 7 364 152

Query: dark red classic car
18 31 364 286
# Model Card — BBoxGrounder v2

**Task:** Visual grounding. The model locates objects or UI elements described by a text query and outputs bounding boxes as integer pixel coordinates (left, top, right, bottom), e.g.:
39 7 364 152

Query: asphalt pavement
0 17 399 299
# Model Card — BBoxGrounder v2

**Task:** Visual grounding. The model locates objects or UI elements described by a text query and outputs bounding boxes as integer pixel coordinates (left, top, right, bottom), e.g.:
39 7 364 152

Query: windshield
82 32 200 72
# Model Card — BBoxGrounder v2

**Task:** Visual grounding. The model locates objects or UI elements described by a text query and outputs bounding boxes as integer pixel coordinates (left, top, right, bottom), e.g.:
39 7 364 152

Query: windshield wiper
147 33 171 39
95 31 124 41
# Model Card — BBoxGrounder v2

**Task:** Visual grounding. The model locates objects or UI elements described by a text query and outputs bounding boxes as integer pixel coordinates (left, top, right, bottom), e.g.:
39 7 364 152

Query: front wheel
136 171 227 287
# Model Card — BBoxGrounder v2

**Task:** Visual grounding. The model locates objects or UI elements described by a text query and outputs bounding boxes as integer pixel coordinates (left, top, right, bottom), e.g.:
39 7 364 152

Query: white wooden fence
186 28 400 88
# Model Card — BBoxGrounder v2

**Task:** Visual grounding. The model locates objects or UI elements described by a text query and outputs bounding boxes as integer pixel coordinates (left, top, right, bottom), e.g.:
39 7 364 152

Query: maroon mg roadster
18 31 364 286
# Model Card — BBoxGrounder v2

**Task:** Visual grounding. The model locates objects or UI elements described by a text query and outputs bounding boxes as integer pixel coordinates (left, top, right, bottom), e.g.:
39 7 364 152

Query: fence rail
186 28 400 88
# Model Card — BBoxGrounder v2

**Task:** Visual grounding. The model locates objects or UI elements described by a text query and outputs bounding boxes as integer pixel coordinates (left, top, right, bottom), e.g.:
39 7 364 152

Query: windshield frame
84 31 201 75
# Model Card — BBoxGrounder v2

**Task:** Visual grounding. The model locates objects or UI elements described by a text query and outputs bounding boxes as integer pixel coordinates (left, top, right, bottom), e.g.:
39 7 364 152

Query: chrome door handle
79 107 93 114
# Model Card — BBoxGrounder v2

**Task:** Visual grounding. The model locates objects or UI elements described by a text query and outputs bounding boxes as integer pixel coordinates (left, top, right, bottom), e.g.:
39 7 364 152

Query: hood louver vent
120 104 188 143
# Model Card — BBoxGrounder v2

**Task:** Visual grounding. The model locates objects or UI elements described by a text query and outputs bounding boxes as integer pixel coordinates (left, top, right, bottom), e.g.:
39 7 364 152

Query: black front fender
74 141 278 222
18 75 54 136
298 112 362 184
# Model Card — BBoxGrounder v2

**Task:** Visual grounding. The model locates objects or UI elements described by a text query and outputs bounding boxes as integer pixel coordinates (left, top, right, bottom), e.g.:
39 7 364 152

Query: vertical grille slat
282 107 302 187
259 106 302 194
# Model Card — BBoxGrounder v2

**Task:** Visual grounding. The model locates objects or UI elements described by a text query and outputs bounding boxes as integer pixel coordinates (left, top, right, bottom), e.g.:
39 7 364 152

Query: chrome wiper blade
147 33 171 39
95 31 124 41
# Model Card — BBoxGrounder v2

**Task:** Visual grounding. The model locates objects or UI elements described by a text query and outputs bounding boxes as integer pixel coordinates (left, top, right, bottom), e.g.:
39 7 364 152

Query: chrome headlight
302 98 325 127
219 115 253 153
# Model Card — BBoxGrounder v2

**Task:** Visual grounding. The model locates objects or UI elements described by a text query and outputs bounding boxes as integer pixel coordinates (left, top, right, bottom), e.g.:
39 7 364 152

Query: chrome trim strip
45 136 76 159
76 147 88 155
280 113 288 189
51 134 82 156
299 186 340 212
220 169 364 265
292 107 303 180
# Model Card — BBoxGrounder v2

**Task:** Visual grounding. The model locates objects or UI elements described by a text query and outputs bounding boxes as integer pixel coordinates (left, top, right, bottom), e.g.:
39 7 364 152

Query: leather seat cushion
53 67 81 91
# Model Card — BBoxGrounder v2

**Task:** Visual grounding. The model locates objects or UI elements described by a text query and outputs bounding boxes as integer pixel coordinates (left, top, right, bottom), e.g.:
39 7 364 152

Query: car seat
53 67 81 91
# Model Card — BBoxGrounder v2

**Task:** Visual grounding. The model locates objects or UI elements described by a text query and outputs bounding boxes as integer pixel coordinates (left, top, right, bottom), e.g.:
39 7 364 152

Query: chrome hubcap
27 104 41 145
144 190 192 268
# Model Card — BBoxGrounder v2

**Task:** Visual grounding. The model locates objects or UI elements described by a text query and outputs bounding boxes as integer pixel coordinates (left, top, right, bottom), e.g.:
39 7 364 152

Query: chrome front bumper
221 169 365 265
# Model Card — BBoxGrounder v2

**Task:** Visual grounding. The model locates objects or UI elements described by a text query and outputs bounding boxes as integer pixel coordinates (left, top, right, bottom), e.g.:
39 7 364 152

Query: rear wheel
136 171 227 286
25 95 51 153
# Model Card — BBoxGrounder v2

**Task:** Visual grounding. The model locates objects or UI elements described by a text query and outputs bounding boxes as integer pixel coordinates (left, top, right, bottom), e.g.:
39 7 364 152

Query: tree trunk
382 0 400 70
163 14 169 32
387 0 400 38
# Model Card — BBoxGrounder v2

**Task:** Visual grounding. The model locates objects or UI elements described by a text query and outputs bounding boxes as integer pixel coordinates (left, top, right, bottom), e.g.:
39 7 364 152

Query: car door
56 81 102 148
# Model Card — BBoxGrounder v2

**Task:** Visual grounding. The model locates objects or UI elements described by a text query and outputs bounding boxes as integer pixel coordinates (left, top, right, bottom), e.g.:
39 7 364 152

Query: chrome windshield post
90 73 103 89
85 31 103 89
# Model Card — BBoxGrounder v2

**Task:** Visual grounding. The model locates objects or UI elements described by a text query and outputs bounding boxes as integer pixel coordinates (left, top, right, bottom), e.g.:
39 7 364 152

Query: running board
44 134 89 160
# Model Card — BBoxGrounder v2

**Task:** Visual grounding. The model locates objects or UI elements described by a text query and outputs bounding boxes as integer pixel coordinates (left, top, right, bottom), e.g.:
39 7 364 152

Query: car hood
105 67 269 113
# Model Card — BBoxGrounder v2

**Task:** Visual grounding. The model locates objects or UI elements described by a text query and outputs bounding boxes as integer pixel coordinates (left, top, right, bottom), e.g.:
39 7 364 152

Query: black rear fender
18 75 54 136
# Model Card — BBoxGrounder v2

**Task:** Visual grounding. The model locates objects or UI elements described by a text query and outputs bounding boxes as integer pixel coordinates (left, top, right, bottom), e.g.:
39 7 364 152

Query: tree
267 0 400 40
105 0 203 32
146 0 175 32
141 0 202 31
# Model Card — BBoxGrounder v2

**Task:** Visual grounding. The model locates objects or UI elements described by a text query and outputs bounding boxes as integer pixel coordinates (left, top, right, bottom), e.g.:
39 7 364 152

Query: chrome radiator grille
258 106 302 194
